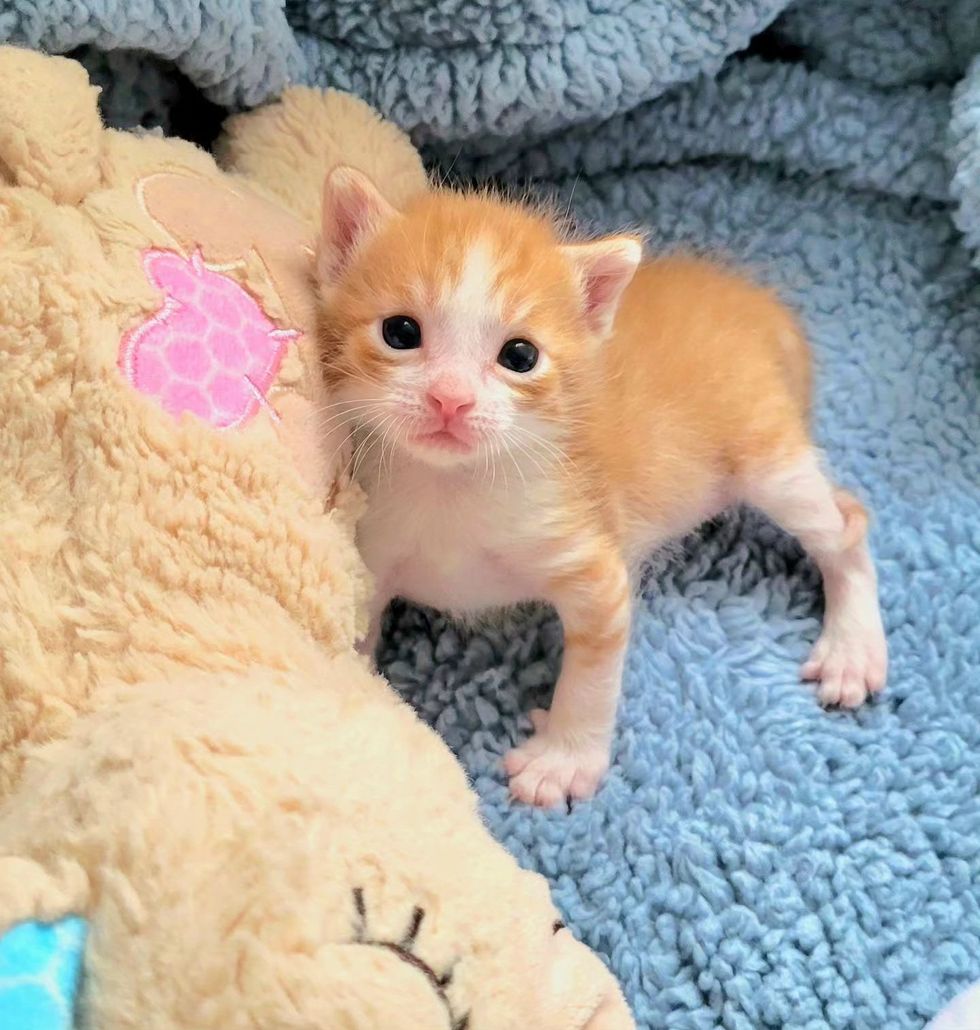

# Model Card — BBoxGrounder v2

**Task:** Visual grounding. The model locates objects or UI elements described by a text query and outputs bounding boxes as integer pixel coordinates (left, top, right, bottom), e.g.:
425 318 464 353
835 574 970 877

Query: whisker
350 418 390 484
313 396 385 414
509 425 595 507
316 416 385 445
391 417 411 477
516 423 572 459
314 397 387 417
490 437 499 492
512 425 575 473
483 438 492 488
497 434 530 491
379 414 408 488
323 428 356 482
374 415 400 492
504 433 542 487
315 401 391 431
314 409 384 433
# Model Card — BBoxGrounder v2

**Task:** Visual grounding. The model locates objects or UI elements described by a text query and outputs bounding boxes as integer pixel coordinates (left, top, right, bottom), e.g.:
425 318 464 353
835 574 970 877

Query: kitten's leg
505 547 630 807
742 448 887 707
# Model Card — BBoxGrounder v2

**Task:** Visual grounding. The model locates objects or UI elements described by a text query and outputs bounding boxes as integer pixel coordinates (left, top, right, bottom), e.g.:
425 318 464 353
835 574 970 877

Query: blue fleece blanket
2 2 979 1028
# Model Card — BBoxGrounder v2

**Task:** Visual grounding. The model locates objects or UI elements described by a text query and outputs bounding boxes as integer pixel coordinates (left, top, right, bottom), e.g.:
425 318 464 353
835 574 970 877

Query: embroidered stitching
350 888 470 1030
118 247 299 430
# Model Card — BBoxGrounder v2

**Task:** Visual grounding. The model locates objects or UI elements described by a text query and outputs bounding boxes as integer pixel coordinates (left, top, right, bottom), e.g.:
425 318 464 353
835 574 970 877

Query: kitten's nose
426 389 475 422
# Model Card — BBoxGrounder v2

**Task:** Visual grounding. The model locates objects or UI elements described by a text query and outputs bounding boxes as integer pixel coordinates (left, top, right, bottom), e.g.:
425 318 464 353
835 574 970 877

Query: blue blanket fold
1 1 978 1028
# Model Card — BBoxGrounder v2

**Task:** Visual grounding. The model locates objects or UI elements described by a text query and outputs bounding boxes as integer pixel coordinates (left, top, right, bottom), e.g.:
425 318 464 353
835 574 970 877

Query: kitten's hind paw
802 623 887 709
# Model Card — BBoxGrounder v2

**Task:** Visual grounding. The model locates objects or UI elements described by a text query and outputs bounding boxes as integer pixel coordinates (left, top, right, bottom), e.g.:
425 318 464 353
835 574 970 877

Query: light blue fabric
1 2 979 1028
0 918 86 1030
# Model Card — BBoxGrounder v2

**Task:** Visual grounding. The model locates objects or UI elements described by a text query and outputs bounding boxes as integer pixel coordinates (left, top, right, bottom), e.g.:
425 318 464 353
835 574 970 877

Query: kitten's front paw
504 710 610 808
802 623 887 709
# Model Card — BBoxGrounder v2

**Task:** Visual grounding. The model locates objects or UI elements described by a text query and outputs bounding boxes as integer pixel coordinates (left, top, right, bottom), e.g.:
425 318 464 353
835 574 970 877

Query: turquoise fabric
0 918 86 1030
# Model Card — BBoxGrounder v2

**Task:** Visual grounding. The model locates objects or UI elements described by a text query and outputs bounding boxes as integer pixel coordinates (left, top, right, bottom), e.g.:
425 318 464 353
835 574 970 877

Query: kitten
315 167 888 808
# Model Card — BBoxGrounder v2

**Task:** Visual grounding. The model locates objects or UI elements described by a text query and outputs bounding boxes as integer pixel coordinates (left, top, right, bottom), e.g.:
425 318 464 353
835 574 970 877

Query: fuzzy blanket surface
3 2 980 1027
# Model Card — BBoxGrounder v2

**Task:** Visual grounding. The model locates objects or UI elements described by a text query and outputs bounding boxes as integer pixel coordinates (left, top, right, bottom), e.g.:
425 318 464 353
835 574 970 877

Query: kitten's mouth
411 427 476 453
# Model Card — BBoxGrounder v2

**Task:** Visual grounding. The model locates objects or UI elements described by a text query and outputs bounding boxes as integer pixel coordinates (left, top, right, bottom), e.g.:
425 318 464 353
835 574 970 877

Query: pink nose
426 389 475 421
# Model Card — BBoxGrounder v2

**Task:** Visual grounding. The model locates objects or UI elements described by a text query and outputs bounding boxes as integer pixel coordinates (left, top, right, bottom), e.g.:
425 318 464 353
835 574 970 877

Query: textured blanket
3 1 979 1028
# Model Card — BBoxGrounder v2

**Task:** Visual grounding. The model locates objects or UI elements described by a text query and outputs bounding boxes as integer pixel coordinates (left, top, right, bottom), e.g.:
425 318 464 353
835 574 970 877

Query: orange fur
587 256 815 559
322 193 813 545
316 175 887 807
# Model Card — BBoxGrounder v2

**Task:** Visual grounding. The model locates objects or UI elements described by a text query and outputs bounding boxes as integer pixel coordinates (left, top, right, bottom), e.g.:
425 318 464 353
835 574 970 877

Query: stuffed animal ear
560 236 642 337
318 165 397 284
0 47 102 204
216 88 428 226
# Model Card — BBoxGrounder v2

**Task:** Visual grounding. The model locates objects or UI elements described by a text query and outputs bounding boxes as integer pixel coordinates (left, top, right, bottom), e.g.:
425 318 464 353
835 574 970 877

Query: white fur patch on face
391 236 540 468
439 238 503 335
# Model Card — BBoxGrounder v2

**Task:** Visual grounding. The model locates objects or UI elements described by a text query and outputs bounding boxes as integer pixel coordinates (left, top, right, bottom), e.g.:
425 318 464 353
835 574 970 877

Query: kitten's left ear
318 165 398 284
561 236 642 336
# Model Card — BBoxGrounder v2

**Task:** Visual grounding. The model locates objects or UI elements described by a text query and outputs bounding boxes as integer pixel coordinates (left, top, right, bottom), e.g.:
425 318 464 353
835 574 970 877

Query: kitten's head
316 167 641 470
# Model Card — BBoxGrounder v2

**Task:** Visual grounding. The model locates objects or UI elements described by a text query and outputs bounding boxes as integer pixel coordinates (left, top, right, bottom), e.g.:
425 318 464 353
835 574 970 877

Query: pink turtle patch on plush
119 249 299 429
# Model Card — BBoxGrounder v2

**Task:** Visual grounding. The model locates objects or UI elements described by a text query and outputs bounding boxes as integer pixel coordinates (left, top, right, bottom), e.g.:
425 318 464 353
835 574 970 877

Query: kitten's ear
561 236 642 336
318 165 397 283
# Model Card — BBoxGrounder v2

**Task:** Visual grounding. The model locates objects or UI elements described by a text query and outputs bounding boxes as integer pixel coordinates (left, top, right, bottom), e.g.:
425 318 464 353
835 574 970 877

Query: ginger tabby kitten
315 167 888 808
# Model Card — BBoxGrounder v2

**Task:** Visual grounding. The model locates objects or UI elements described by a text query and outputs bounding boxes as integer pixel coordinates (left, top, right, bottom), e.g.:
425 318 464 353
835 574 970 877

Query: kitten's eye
498 338 539 373
382 315 422 350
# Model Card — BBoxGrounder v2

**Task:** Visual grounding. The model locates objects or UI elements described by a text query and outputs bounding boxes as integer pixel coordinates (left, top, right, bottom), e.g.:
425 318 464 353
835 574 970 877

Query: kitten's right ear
318 165 397 283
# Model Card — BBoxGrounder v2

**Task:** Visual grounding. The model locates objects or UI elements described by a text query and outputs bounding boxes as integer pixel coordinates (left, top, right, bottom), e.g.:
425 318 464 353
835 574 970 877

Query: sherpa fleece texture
2 1 980 1027
0 48 633 1030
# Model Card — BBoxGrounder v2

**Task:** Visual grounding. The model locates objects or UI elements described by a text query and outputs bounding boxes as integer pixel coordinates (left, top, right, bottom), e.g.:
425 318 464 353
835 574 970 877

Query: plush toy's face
280 881 631 1030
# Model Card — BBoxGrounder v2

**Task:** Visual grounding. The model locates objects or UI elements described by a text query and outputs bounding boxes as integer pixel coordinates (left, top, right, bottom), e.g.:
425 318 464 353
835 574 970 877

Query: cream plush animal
0 47 632 1029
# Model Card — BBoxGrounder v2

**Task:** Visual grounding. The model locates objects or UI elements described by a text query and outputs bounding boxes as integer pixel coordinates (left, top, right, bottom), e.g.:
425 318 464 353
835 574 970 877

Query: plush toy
0 47 633 1030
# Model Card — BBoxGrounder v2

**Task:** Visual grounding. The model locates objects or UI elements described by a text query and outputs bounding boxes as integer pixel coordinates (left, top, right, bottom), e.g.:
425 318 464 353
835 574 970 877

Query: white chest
356 465 548 616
